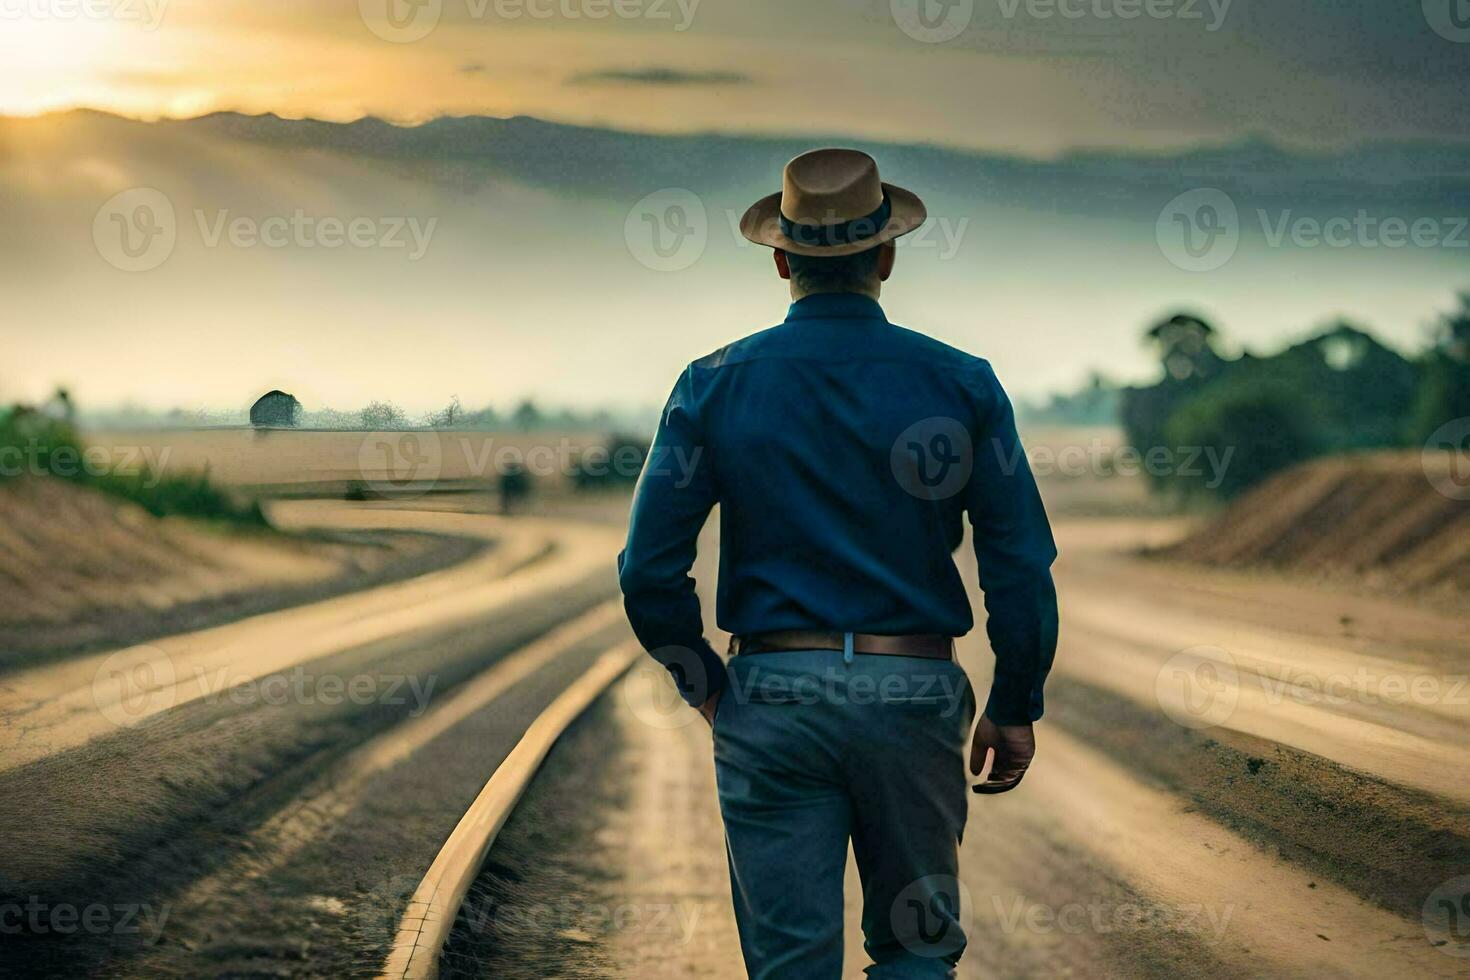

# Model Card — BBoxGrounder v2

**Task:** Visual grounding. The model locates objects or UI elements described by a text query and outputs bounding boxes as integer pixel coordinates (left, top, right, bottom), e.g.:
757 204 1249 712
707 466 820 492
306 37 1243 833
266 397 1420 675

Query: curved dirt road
0 499 632 978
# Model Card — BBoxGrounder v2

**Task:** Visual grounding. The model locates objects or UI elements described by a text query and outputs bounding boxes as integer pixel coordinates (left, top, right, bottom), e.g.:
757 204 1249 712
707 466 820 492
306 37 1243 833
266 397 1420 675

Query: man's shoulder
686 317 997 382
883 320 996 376
686 322 787 372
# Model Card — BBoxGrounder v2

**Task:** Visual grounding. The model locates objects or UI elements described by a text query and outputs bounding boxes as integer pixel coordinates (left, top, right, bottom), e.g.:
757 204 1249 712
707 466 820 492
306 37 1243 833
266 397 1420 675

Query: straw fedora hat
740 148 927 257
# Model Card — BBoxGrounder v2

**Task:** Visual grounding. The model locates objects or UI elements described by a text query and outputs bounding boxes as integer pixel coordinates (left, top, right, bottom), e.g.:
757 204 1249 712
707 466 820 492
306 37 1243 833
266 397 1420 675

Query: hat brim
739 182 927 257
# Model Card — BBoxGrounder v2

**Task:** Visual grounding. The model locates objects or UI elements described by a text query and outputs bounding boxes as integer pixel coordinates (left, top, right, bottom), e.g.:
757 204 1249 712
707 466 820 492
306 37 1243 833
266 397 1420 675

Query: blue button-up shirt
617 293 1058 725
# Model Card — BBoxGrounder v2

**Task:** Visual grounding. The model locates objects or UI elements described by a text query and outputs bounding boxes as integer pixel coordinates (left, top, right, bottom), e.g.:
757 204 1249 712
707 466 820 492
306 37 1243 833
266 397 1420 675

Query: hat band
779 193 891 248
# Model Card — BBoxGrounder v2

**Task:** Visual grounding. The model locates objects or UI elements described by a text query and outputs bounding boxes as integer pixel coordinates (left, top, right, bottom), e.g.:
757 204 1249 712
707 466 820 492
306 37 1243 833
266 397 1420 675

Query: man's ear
877 242 896 282
773 249 791 281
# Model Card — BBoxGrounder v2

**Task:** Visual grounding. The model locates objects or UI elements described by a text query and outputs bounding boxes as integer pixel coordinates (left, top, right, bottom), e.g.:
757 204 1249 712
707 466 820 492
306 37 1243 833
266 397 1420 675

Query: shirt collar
785 293 888 323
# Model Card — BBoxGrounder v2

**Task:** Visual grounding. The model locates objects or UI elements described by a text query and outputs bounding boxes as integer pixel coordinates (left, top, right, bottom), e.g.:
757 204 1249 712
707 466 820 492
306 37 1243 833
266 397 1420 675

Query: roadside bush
1164 386 1324 500
1 402 264 526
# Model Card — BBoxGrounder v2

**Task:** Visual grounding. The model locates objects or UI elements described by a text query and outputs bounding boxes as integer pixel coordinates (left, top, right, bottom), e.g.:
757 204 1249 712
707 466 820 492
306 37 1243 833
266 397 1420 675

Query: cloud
567 67 751 87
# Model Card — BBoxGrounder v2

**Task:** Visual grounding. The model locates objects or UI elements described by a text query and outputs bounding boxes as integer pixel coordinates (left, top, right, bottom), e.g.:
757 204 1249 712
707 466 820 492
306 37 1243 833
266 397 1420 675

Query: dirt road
5 501 1467 977
0 498 632 978
470 516 1470 978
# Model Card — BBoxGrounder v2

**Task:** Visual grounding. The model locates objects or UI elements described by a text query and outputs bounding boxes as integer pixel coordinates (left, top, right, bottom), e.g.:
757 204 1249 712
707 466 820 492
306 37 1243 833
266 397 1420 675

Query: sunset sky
4 1 1469 155
2 2 1468 417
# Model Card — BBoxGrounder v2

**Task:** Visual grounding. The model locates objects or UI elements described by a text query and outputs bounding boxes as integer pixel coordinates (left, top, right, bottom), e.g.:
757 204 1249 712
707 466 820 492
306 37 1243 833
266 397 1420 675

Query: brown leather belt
729 630 954 661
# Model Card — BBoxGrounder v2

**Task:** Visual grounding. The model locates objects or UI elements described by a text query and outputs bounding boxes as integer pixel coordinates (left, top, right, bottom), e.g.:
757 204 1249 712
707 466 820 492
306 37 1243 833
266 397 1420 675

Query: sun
0 13 126 115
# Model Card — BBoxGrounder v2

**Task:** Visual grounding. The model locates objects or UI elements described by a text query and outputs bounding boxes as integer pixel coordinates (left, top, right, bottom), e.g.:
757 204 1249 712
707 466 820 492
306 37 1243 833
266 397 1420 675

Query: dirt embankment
0 477 480 661
1165 452 1470 598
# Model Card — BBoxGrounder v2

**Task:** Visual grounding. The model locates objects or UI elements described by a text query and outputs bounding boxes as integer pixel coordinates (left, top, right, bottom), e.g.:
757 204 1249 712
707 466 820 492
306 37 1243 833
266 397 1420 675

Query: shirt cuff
983 672 1042 725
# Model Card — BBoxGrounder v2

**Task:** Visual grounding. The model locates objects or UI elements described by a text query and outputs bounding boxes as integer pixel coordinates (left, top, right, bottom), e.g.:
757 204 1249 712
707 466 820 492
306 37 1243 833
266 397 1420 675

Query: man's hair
783 247 881 295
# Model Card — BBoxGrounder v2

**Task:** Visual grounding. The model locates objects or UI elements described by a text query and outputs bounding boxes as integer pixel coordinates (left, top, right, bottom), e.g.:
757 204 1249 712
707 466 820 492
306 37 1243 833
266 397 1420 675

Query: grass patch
1 405 264 526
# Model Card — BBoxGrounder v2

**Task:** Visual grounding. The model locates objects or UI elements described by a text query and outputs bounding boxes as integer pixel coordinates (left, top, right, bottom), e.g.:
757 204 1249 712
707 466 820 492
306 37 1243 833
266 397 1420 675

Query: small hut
250 390 302 428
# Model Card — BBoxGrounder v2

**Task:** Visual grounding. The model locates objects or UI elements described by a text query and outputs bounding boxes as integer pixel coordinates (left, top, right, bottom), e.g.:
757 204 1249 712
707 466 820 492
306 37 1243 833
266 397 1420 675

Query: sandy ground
0 499 633 978
6 485 1468 978
477 514 1470 978
0 477 480 661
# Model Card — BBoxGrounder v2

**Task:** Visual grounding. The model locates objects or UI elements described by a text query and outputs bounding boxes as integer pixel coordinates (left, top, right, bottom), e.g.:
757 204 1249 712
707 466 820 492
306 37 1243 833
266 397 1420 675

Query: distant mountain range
9 109 1470 217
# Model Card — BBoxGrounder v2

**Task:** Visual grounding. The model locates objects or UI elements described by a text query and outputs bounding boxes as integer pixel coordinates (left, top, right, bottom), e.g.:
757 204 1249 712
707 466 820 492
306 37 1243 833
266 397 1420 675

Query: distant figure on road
619 149 1059 978
498 460 530 514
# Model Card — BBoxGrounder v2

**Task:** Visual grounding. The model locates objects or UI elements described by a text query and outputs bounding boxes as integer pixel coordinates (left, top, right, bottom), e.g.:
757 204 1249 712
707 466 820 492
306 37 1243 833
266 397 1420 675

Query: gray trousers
712 650 975 979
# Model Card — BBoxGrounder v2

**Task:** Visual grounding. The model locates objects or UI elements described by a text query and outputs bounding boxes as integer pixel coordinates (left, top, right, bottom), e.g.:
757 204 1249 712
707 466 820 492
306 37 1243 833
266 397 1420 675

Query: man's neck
789 284 882 303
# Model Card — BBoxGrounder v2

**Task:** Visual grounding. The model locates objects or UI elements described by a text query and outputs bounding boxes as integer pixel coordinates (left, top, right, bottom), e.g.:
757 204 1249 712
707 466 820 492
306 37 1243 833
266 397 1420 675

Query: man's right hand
969 714 1035 794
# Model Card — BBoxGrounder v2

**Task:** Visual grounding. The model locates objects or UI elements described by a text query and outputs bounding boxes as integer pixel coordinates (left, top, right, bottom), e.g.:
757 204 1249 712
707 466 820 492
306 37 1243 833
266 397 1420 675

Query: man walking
618 148 1059 978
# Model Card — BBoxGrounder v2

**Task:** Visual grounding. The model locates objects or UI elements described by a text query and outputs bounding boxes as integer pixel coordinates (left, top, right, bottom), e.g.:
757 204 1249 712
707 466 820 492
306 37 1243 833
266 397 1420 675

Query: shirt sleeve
616 367 726 707
964 364 1059 725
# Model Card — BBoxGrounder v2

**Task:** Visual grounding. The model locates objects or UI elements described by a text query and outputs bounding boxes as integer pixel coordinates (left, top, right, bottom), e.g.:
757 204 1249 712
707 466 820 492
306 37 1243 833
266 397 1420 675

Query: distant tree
360 400 407 429
512 399 543 430
49 387 75 423
250 390 302 428
425 395 463 428
459 404 498 428
1411 293 1470 441
1146 313 1225 383
1165 384 1324 500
